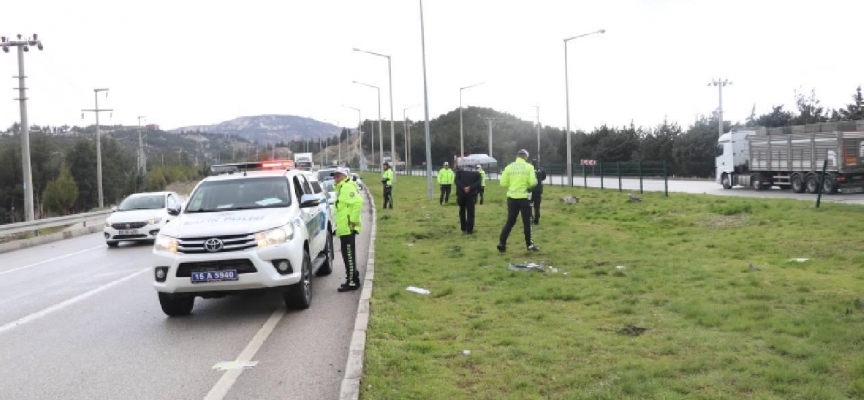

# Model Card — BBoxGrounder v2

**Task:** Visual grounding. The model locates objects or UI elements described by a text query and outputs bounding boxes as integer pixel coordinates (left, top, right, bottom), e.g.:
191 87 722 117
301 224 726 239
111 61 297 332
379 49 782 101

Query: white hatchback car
104 192 183 247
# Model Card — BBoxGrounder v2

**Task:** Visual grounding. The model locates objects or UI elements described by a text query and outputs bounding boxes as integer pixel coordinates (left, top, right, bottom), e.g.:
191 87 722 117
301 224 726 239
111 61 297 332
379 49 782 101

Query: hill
171 115 341 145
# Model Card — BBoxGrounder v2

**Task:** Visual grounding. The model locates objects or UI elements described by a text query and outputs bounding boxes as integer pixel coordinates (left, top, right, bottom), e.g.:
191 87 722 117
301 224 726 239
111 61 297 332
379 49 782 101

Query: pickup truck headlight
148 217 162 225
254 226 294 248
105 221 111 228
154 235 178 254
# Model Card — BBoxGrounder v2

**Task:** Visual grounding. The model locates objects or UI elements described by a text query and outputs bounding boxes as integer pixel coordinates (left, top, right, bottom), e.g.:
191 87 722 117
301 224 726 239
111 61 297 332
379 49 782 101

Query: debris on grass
628 194 643 203
406 286 431 295
560 196 579 204
788 258 810 263
462 350 471 356
616 325 648 336
508 262 559 273
405 243 414 247
616 265 627 270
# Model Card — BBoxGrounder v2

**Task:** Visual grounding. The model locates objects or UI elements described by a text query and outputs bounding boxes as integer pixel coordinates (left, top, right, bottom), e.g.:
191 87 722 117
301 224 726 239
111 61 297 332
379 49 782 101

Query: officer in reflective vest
476 164 486 205
332 168 364 292
437 162 455 205
497 149 540 253
381 162 394 209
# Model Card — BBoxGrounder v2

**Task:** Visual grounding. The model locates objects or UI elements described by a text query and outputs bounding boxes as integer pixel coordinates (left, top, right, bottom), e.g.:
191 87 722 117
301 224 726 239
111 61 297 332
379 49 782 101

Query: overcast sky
1 0 862 133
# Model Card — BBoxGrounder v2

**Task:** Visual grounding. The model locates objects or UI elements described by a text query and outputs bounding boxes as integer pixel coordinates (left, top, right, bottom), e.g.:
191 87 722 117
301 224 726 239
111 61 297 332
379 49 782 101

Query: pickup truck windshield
118 195 165 211
185 177 292 213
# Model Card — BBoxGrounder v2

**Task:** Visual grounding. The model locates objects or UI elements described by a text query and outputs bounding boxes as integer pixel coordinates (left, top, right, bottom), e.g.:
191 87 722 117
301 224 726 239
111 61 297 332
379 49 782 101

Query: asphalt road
0 201 372 400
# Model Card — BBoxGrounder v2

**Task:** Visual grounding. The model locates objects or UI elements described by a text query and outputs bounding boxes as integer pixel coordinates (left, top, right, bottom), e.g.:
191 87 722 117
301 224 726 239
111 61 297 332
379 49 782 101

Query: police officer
455 165 482 234
381 162 394 209
497 149 539 253
530 159 547 225
437 162 455 205
476 164 486 205
332 168 364 292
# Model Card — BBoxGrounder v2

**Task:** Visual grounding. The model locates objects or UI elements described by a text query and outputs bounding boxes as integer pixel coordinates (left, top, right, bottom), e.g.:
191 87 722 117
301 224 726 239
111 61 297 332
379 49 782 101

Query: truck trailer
716 120 864 194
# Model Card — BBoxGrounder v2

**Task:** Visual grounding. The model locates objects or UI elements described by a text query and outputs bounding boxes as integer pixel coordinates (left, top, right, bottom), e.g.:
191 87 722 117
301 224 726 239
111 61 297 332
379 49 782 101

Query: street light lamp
354 48 396 181
459 82 484 159
564 29 605 186
2 33 44 221
353 81 382 168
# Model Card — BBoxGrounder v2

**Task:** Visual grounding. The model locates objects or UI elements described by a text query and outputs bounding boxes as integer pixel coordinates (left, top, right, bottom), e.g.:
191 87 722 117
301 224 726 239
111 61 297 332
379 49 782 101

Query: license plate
191 270 239 283
118 229 138 235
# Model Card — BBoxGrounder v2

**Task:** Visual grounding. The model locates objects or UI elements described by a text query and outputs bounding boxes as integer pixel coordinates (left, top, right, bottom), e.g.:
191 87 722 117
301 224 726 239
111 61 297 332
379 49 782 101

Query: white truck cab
151 160 334 316
715 129 755 188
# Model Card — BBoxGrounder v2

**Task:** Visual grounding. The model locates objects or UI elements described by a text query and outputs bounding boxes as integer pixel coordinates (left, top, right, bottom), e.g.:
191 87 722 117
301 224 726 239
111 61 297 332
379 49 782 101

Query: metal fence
0 210 112 237
353 160 670 196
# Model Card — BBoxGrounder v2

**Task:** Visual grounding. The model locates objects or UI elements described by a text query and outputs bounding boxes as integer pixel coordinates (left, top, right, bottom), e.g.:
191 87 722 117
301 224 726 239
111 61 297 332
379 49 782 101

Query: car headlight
148 217 162 225
105 221 111 228
254 225 294 248
154 235 178 254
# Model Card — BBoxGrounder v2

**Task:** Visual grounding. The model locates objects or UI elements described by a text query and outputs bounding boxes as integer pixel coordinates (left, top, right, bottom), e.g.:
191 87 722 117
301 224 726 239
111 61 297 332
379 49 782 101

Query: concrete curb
0 222 104 255
339 189 377 400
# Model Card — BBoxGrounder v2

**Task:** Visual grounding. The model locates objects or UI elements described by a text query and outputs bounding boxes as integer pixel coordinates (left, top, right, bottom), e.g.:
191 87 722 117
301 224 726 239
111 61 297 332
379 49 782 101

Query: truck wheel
158 293 194 317
721 174 732 189
823 174 839 194
806 174 819 194
316 230 334 276
791 174 805 193
750 174 764 190
284 250 312 310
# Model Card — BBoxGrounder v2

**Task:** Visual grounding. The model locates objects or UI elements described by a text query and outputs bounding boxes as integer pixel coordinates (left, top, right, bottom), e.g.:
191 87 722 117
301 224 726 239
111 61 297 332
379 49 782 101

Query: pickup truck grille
111 222 147 229
176 259 257 277
177 234 257 254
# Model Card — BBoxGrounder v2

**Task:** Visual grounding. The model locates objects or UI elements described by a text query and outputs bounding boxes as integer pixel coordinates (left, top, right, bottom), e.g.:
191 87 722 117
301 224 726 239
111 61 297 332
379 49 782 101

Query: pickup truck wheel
284 251 312 310
316 230 334 276
791 174 805 193
721 174 732 189
158 293 194 317
805 174 819 194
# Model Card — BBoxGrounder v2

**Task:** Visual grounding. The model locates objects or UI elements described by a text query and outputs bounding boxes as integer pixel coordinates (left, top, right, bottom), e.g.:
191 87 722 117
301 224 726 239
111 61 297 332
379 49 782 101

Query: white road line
0 245 106 277
204 307 286 400
0 268 148 335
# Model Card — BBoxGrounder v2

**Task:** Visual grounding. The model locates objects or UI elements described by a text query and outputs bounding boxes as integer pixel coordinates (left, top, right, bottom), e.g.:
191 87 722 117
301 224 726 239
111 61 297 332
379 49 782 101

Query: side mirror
167 206 181 216
300 194 320 209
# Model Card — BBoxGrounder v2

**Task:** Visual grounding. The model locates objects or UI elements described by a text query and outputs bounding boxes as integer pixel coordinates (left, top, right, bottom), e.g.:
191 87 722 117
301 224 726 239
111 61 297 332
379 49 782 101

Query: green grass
360 174 864 400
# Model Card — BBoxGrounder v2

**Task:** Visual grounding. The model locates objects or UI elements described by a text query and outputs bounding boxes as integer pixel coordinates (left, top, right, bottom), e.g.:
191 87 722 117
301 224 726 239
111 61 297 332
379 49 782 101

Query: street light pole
403 105 419 174
419 0 434 198
709 79 732 138
353 81 382 168
342 105 362 168
459 82 483 160
2 34 44 221
353 48 396 180
137 116 146 173
82 88 113 209
564 29 605 186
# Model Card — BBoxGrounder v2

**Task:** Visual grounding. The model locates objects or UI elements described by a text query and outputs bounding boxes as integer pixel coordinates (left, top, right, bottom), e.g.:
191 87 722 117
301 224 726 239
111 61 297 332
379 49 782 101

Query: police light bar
210 160 296 174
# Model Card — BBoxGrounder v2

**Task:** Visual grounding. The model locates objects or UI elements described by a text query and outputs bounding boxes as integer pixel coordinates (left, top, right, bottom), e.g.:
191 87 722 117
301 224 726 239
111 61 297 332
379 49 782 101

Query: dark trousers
439 184 452 204
339 233 359 284
383 185 393 208
476 186 485 204
458 193 477 233
532 192 542 224
499 198 534 248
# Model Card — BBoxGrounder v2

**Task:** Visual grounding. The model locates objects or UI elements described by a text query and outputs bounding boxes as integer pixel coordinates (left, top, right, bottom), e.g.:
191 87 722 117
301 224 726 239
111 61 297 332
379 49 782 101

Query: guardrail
0 210 113 237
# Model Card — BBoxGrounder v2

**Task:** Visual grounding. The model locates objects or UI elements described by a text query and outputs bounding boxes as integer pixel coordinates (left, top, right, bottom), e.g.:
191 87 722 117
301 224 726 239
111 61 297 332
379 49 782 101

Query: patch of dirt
616 324 648 336
698 214 750 230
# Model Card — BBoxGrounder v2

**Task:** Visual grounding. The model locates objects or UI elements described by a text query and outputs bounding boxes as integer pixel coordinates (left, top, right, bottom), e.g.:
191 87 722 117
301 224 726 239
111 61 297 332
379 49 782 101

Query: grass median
360 173 864 400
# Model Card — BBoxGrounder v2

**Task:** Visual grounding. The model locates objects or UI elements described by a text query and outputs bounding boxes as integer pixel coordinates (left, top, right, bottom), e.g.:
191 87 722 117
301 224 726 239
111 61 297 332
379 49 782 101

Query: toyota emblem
204 238 224 252
125 223 131 229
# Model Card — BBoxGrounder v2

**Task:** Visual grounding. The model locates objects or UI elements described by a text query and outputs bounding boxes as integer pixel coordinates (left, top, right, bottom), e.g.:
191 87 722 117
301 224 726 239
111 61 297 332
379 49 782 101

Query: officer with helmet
497 149 540 253
332 168 364 292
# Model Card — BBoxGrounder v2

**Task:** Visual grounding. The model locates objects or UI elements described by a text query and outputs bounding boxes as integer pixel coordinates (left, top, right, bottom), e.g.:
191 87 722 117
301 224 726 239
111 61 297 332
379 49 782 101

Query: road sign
580 159 597 166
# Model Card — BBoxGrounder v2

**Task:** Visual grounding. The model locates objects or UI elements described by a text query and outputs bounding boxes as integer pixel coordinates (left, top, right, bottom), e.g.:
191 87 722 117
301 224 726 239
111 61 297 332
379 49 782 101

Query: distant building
146 124 160 131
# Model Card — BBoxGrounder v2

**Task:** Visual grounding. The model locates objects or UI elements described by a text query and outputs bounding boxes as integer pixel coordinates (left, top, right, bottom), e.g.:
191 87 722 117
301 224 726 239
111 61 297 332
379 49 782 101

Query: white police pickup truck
152 160 335 316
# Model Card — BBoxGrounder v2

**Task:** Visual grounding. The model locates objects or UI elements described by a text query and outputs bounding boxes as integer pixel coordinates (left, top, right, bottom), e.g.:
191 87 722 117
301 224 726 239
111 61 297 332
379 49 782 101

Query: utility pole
708 78 732 138
531 106 541 162
137 116 146 173
481 116 500 157
82 89 112 209
2 34 44 221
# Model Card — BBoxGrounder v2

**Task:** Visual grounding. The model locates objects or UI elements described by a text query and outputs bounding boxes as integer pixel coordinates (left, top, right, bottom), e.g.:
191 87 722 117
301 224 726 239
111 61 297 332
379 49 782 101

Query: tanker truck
716 120 864 194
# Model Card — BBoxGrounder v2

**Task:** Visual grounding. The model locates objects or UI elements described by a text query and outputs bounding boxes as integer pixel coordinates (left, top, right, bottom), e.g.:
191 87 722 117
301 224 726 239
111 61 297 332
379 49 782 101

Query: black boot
338 280 360 292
